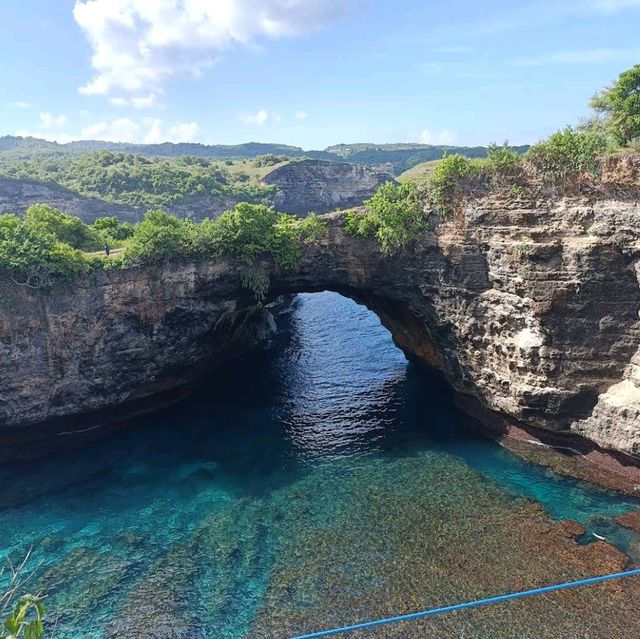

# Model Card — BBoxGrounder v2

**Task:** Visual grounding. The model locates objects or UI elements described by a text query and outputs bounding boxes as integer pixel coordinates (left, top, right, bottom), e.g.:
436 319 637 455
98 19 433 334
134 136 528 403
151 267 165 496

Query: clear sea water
1 292 640 638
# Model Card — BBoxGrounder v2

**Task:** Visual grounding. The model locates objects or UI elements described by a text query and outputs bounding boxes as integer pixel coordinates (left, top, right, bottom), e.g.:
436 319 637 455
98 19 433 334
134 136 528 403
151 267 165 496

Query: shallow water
1 292 639 638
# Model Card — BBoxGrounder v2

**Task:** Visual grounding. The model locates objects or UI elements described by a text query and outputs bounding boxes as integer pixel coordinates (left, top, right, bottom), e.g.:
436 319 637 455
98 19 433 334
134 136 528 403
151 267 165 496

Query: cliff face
1 156 640 480
0 158 389 223
264 159 394 214
0 178 142 223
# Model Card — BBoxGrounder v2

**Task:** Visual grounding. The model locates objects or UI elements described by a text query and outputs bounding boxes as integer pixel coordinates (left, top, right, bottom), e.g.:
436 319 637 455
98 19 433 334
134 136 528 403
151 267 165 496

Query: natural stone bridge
2 159 640 488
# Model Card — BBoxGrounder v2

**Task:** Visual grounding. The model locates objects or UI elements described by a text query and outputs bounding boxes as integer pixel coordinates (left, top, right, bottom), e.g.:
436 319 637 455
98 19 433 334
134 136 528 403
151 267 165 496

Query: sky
0 0 639 150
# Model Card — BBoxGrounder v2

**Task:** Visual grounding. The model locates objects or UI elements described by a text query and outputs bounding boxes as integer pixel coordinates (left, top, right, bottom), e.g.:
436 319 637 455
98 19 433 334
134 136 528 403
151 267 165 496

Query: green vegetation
429 154 482 216
0 203 326 298
344 181 424 254
1 595 44 639
409 64 640 207
515 243 534 256
90 216 135 243
0 152 276 210
525 127 608 180
2 554 45 639
23 204 102 251
397 160 440 183
0 210 91 288
325 142 529 174
590 64 640 146
485 142 521 174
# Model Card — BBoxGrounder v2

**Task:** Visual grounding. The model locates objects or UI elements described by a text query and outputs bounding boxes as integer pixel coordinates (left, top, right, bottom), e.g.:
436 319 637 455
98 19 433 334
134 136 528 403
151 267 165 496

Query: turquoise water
1 292 639 638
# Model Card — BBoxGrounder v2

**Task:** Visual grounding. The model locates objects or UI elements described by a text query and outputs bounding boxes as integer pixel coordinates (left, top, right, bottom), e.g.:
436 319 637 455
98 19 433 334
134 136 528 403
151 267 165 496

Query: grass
222 158 292 181
83 247 126 259
397 160 440 183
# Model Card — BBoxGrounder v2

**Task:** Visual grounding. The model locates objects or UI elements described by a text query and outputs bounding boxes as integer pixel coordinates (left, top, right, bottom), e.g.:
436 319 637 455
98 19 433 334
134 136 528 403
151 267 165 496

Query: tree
24 205 101 251
123 210 190 264
590 64 640 145
91 216 135 241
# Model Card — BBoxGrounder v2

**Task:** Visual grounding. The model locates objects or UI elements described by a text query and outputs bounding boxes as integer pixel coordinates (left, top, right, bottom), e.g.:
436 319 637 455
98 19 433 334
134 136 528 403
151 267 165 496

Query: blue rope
288 568 640 639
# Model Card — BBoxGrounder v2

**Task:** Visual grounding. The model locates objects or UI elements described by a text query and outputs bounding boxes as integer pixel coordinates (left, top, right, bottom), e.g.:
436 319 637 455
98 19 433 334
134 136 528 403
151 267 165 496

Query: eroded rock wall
1 157 640 464
264 159 394 214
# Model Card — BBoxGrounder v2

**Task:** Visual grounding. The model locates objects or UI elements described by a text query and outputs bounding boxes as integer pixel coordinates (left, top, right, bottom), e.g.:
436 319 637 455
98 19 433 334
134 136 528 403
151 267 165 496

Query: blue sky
0 0 639 149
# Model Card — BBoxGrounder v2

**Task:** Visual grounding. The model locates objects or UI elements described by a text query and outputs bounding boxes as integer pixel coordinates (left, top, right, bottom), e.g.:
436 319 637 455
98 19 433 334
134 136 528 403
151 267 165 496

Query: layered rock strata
1 156 640 488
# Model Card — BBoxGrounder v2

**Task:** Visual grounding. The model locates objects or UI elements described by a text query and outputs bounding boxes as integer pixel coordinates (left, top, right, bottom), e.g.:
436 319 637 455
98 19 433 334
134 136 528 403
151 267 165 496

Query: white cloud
294 110 309 120
110 94 158 109
168 121 200 142
73 0 347 103
14 130 77 144
82 117 201 143
419 128 457 145
240 109 280 126
8 101 32 109
143 118 201 143
16 113 201 144
82 117 141 141
514 46 640 66
39 112 68 129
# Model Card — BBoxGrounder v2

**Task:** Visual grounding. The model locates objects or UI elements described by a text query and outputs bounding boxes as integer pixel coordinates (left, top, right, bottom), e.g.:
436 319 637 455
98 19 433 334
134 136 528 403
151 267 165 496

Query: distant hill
0 136 334 161
325 143 531 174
0 152 394 222
0 136 529 174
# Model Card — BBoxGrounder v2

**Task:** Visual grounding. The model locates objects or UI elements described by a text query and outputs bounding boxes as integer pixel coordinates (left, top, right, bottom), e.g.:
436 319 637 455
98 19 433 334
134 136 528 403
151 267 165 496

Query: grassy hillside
397 160 440 183
325 143 530 174
0 151 277 209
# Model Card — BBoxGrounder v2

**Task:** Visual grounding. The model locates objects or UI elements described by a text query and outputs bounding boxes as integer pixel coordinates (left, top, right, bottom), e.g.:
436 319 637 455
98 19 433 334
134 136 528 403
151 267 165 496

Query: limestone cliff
0 177 142 223
1 155 640 487
264 159 394 214
0 159 392 223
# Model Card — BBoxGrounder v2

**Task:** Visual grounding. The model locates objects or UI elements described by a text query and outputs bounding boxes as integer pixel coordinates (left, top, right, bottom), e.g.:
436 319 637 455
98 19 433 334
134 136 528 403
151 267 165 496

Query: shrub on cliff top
525 126 608 181
0 213 89 288
344 181 424 255
24 204 102 252
121 203 327 302
91 216 135 244
123 210 193 264
429 154 482 216
485 142 522 175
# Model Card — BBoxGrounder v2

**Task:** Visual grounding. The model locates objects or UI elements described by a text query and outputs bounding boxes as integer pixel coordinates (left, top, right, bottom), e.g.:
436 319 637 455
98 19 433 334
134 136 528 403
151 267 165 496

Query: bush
429 154 481 216
200 203 327 268
91 216 135 243
124 210 192 264
253 154 285 167
24 204 102 251
525 127 608 180
345 181 424 254
486 142 521 174
0 214 89 288
0 203 328 293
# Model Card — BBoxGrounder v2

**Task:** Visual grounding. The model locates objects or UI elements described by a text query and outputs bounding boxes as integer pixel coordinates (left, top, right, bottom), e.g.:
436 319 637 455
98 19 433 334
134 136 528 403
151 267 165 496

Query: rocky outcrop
0 177 142 223
1 156 640 486
264 159 393 214
0 159 389 223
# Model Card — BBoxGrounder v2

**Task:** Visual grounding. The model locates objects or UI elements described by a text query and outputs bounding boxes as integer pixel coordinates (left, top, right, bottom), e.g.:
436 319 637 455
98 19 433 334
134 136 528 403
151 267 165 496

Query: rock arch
2 196 640 490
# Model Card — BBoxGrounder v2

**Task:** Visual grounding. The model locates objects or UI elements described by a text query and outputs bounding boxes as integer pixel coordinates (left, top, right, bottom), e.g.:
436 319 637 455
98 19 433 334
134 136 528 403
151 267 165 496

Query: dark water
1 292 640 638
